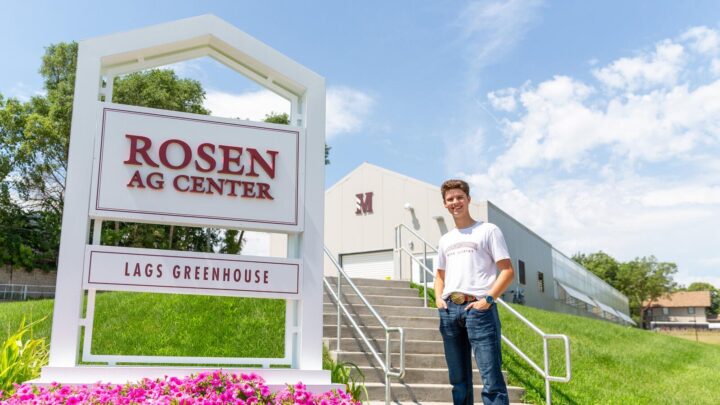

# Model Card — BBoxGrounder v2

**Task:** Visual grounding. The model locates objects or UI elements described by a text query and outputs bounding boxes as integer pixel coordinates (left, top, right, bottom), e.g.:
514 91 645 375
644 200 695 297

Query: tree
683 282 720 315
572 251 620 287
263 111 331 165
574 252 678 321
0 42 220 266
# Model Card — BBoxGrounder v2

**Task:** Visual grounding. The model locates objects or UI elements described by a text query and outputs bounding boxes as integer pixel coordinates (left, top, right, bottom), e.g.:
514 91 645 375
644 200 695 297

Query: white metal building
273 162 634 325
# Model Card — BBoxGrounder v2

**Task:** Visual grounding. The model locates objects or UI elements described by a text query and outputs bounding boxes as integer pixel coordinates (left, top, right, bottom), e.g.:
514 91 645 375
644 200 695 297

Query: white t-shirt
436 221 510 300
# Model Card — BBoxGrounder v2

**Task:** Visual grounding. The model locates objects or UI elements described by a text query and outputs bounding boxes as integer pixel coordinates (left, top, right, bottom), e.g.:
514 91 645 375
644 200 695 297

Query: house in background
642 291 712 329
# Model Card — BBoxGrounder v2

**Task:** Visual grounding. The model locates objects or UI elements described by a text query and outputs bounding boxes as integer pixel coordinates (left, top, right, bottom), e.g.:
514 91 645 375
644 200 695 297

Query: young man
434 179 515 405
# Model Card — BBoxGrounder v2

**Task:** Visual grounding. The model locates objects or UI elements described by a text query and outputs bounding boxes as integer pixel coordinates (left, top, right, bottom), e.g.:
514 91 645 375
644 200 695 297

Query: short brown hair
441 179 470 200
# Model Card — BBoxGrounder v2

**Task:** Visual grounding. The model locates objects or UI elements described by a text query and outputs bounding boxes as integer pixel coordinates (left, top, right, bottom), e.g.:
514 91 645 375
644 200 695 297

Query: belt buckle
450 292 465 304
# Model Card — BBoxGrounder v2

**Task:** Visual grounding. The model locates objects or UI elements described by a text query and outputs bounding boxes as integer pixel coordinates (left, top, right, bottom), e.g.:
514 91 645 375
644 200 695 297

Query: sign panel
83 245 302 298
90 103 304 231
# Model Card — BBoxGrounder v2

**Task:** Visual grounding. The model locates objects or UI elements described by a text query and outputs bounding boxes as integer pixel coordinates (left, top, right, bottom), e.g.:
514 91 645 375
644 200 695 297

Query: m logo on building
355 192 374 215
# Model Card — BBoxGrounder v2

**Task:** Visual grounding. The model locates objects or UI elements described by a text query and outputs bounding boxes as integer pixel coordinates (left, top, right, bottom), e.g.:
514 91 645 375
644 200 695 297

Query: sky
1 1 719 287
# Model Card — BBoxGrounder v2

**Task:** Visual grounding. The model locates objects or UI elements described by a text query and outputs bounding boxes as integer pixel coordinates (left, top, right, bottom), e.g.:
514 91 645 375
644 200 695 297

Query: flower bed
2 370 359 404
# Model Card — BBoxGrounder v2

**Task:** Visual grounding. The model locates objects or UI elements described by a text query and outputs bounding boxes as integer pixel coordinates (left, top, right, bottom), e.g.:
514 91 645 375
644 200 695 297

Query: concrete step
353 366 507 385
334 351 448 369
364 382 525 403
325 293 428 308
324 313 439 329
328 285 422 298
323 337 444 354
324 325 440 341
324 303 438 318
326 277 411 288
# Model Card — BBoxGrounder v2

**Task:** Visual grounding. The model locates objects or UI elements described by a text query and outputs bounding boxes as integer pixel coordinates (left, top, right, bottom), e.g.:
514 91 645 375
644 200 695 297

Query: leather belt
449 292 477 304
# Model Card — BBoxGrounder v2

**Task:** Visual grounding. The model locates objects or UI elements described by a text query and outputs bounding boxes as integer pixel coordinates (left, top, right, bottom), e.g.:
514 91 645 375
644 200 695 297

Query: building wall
552 249 631 317
275 162 632 324
0 266 57 286
645 307 708 323
486 202 555 311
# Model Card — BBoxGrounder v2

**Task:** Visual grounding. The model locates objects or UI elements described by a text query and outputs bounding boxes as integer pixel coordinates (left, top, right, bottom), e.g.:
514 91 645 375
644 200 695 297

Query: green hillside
498 304 720 404
3 295 720 404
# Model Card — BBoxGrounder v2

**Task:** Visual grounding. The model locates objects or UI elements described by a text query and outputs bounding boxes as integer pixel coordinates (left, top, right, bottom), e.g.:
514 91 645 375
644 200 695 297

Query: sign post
37 15 329 388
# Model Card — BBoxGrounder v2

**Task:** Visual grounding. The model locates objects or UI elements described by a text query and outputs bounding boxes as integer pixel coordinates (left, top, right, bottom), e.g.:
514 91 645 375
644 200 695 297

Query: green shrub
0 317 49 398
323 345 368 403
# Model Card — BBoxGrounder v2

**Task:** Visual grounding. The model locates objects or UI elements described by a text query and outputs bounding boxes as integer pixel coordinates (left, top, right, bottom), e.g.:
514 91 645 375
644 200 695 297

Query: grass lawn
1 292 286 362
499 304 720 405
410 283 720 404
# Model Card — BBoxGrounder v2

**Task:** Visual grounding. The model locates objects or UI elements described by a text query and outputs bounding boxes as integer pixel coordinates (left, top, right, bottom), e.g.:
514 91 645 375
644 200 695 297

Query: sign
83 245 301 298
355 192 374 215
90 104 305 231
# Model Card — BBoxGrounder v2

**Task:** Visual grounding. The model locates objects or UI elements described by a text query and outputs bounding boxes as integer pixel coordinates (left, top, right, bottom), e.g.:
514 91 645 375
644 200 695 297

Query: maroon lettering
159 139 192 170
355 192 374 215
145 263 153 277
133 263 141 277
195 143 216 172
206 177 224 195
184 266 191 279
173 175 190 192
227 180 241 196
124 262 130 276
264 271 269 284
190 176 206 193
173 265 181 278
242 181 256 198
257 183 273 200
126 170 146 188
124 134 159 167
147 172 164 190
223 268 231 281
156 264 163 278
246 148 278 179
218 145 245 175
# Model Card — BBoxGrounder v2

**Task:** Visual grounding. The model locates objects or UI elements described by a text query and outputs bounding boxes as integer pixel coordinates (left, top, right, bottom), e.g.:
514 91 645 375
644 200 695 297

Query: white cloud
712 59 720 76
639 186 720 207
455 26 720 289
680 26 720 55
204 87 373 139
205 89 291 121
487 88 518 112
592 40 685 91
326 87 374 139
458 0 544 69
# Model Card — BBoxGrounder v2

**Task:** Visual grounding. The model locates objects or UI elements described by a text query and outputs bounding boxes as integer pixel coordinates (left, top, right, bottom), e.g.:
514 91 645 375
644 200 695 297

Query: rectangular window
519 260 526 285
537 271 545 293
688 307 695 314
662 307 669 315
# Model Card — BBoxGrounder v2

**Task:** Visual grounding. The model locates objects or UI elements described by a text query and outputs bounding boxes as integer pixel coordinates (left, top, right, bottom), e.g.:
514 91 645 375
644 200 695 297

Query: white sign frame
44 15 326 382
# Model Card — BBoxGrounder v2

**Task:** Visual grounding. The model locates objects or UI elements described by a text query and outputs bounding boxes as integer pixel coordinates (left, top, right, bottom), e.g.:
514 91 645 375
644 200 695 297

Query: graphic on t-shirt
446 242 479 257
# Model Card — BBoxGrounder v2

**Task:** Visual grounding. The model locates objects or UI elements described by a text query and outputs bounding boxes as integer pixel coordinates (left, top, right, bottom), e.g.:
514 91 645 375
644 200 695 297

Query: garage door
340 250 394 280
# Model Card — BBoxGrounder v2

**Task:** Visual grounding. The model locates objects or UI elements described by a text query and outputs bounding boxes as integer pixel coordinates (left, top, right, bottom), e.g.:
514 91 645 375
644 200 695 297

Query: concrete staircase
323 277 526 404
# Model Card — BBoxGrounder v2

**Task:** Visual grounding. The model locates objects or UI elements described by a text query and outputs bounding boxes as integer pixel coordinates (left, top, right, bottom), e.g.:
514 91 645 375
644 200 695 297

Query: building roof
644 291 712 308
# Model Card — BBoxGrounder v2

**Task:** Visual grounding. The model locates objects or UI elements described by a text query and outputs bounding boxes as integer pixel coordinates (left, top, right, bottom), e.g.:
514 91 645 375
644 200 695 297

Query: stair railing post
385 330 391 405
424 243 429 307
336 267 341 351
398 228 404 282
544 337 551 405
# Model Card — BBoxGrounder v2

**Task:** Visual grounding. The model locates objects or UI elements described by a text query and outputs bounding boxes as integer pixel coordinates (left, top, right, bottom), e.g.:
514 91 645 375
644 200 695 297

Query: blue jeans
438 299 509 405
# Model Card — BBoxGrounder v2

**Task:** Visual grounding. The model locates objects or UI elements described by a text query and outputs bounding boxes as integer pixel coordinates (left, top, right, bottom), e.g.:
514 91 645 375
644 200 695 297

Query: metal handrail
323 246 405 405
394 224 572 405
